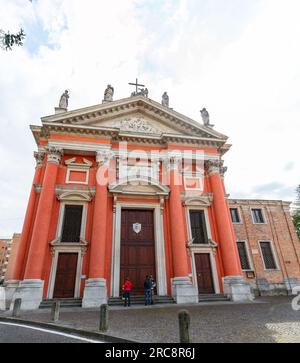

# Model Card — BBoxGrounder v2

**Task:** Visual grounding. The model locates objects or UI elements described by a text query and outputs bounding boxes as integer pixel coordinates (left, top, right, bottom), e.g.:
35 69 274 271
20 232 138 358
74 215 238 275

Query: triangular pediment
41 96 228 141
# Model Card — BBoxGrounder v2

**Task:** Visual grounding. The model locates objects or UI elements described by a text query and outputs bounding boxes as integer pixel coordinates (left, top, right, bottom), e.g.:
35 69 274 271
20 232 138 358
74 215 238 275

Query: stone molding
49 238 88 256
109 177 170 197
55 185 95 202
182 193 214 207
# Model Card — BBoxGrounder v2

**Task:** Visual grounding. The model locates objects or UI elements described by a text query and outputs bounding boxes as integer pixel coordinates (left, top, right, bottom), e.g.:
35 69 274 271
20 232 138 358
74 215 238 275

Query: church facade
5 90 299 310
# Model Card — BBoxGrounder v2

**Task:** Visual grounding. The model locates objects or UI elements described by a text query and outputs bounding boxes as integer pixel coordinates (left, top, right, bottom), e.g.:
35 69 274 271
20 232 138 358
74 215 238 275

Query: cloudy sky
0 0 299 237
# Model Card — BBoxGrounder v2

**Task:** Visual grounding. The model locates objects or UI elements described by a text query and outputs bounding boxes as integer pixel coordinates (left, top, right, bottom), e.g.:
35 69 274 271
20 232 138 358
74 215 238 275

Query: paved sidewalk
1 297 300 343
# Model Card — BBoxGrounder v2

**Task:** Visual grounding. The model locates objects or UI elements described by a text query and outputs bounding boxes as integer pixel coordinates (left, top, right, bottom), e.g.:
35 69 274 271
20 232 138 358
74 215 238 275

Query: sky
0 0 299 237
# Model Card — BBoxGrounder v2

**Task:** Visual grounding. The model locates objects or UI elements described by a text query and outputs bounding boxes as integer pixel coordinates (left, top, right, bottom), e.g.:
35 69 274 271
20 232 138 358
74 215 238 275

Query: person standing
144 275 152 306
122 277 133 307
150 275 156 305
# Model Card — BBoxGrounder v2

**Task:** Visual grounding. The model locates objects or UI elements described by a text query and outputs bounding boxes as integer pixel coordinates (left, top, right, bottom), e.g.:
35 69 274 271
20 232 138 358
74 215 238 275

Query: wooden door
120 210 156 295
53 253 78 299
194 253 215 294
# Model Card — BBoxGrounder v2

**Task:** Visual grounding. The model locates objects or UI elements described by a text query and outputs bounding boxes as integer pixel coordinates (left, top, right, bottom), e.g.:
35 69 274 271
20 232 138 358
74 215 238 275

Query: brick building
229 200 300 295
0 235 21 283
0 239 10 283
4 234 21 282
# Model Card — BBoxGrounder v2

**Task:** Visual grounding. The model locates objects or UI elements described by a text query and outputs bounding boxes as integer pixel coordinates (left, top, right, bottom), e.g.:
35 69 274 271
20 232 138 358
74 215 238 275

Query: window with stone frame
230 208 241 224
237 241 251 271
259 241 278 270
252 208 265 224
189 210 209 244
61 205 83 243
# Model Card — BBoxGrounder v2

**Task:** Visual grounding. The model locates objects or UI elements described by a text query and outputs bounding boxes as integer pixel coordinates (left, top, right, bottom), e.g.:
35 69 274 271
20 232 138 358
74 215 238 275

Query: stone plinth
82 278 107 308
172 277 198 304
223 276 253 302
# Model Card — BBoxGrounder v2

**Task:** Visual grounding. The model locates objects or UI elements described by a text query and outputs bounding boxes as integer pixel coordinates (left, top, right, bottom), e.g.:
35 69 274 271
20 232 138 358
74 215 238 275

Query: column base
223 276 254 302
82 278 107 308
172 277 198 304
10 280 44 311
4 280 20 310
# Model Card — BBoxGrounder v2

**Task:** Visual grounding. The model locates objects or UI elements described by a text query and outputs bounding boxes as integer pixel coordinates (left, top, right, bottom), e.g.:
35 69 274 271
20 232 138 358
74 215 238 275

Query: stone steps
198 294 230 302
39 298 82 309
108 296 175 306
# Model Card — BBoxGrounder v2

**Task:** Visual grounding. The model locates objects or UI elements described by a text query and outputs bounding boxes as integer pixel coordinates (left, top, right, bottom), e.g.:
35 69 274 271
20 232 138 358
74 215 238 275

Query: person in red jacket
122 277 133 307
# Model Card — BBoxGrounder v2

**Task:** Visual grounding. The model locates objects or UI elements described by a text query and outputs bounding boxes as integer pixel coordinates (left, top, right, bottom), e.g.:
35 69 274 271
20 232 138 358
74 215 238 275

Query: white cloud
0 0 299 236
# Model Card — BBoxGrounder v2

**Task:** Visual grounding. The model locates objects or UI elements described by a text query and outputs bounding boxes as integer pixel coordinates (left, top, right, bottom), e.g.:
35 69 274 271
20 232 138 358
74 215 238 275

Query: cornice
32 122 230 151
229 199 292 207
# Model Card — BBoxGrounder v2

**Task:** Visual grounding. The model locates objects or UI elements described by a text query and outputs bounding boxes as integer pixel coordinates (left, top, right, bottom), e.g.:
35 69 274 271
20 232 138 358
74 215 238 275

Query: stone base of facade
82 278 107 308
223 276 253 302
4 280 20 309
0 286 6 311
254 278 300 297
172 277 198 304
284 278 300 293
10 280 44 311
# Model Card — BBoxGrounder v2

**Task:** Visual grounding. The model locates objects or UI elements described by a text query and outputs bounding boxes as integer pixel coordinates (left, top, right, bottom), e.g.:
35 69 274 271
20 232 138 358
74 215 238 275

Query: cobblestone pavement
1 297 300 343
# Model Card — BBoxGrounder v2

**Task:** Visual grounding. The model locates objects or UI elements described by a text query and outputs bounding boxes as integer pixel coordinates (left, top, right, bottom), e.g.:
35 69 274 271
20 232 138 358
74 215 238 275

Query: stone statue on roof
103 84 114 102
200 108 214 128
59 90 69 109
162 92 169 107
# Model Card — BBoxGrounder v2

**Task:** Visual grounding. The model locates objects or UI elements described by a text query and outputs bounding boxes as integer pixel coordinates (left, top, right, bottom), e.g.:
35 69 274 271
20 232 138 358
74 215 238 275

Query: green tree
293 185 300 239
0 1 32 50
0 29 26 51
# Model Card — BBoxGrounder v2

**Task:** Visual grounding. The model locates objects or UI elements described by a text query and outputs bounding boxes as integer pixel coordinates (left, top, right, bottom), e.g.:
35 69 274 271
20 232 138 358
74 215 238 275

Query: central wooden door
53 253 78 299
120 209 156 295
194 253 215 294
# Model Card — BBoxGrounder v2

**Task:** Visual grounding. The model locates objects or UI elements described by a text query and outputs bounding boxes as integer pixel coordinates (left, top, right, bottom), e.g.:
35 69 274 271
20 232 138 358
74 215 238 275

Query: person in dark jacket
122 277 133 307
144 275 152 306
149 275 156 305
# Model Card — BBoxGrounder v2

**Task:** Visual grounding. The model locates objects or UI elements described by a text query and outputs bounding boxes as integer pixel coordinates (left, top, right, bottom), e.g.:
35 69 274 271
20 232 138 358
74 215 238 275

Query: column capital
165 156 182 172
45 146 63 165
205 159 227 177
34 151 45 168
96 150 114 167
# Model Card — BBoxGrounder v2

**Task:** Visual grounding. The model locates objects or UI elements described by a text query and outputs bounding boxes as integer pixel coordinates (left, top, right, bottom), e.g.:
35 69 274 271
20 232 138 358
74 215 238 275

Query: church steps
108 296 176 306
198 294 230 302
39 299 82 309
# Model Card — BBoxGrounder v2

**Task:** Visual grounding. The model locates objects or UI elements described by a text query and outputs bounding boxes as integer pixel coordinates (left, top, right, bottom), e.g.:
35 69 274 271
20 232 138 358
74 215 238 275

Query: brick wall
229 199 300 295
4 234 21 281
0 239 10 282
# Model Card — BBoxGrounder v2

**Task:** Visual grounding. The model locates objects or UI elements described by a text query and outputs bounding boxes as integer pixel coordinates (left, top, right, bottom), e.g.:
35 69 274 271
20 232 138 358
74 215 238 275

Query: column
206 160 252 301
12 147 63 310
5 152 45 307
12 152 45 280
168 158 198 304
83 150 110 308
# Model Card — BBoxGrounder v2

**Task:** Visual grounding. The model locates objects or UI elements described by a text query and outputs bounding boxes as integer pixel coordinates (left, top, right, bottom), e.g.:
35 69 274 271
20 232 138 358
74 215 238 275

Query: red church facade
5 94 290 310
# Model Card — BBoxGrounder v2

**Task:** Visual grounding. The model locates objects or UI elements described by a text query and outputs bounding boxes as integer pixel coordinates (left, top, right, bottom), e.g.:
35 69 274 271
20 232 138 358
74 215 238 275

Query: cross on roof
129 78 145 94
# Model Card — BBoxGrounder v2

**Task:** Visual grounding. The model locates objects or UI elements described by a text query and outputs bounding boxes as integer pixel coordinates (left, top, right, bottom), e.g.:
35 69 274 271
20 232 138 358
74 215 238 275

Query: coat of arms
133 223 142 234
